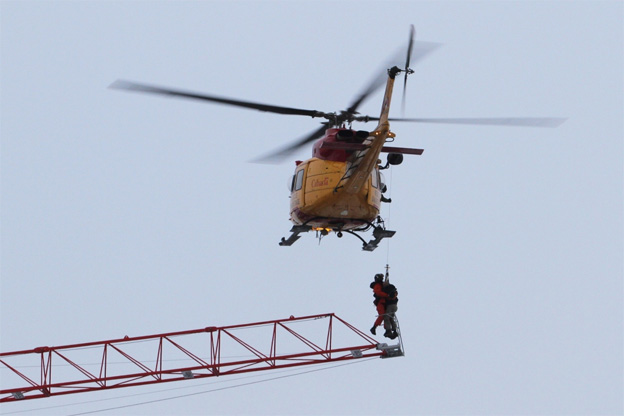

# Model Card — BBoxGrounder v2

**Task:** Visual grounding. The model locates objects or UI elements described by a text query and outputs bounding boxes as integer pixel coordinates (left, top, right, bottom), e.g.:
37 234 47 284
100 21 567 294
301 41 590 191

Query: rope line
64 358 378 416
4 358 377 416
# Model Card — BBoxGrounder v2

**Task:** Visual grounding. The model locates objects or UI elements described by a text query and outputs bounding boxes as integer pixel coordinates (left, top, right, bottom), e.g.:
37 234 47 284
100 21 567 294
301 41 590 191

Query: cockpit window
288 175 295 192
295 169 304 191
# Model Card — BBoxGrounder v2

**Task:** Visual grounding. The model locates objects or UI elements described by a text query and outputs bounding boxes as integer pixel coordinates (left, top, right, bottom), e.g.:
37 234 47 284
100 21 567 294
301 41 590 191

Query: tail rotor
401 25 416 115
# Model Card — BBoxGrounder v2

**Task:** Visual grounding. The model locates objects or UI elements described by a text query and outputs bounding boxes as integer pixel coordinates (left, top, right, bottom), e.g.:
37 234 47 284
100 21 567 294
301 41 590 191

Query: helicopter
110 26 565 251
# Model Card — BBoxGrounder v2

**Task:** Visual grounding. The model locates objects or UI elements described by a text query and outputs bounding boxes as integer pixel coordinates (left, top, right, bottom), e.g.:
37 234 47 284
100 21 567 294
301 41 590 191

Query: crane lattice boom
1 313 400 402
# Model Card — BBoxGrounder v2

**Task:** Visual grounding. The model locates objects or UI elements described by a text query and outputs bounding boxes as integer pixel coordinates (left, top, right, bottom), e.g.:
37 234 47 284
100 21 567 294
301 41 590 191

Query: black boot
383 329 393 338
370 326 376 335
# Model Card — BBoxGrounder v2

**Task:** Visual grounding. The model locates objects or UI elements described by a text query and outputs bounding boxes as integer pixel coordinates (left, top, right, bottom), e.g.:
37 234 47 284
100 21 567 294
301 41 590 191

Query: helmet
374 273 384 282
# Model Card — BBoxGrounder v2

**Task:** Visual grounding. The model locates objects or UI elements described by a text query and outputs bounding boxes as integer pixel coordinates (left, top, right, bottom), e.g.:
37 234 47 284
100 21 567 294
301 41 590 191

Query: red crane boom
1 313 402 402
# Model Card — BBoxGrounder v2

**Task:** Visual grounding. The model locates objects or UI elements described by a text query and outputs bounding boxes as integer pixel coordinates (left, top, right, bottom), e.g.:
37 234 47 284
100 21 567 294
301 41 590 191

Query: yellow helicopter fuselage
285 66 399 234
288 156 382 231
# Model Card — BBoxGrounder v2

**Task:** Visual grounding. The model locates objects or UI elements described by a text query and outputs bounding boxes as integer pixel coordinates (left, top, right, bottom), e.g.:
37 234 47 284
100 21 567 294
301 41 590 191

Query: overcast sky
1 1 622 415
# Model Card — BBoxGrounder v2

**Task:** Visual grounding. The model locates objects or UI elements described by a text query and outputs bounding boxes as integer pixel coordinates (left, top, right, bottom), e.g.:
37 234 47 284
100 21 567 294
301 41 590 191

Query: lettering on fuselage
311 177 330 188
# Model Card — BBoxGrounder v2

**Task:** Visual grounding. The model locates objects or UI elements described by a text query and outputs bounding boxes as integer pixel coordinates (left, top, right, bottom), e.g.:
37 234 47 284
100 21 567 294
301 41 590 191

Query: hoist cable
385 165 394 265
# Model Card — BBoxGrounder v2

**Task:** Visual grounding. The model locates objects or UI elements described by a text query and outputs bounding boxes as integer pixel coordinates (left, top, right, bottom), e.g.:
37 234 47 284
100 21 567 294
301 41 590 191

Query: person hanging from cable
382 277 399 340
370 267 400 339
370 272 389 336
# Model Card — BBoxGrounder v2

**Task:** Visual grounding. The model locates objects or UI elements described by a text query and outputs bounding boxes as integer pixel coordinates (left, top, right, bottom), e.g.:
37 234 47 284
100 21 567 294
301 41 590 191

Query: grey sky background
1 1 622 415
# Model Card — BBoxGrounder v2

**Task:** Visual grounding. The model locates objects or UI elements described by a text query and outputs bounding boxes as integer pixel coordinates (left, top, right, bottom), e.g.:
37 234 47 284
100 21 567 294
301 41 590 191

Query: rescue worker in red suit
370 273 389 335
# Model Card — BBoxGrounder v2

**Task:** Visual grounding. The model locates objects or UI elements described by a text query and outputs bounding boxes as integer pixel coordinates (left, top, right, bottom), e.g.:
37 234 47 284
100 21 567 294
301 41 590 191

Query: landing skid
279 218 395 251
360 227 396 252
279 225 312 247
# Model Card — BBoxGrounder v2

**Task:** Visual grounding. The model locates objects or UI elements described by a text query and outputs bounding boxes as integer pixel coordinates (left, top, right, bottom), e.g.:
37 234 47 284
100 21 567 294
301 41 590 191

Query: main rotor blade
376 117 567 127
252 124 328 164
347 40 440 115
110 80 325 118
